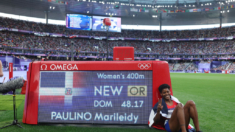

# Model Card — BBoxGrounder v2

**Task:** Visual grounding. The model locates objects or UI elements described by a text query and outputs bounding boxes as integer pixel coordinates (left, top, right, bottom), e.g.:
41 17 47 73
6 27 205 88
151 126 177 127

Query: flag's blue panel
40 72 65 87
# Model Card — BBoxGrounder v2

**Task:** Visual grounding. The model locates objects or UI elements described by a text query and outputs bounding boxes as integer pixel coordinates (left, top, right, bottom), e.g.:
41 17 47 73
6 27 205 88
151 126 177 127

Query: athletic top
166 100 178 119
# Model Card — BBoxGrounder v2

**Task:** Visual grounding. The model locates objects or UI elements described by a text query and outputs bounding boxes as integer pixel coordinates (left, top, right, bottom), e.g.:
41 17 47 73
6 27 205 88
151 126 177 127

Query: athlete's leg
168 103 187 132
183 100 200 131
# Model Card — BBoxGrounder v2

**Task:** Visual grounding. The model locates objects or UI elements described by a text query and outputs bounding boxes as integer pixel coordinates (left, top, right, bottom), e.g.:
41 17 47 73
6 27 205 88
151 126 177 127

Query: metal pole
22 42 24 54
159 13 162 32
45 11 49 25
71 41 74 61
106 27 109 61
13 90 16 121
220 12 222 28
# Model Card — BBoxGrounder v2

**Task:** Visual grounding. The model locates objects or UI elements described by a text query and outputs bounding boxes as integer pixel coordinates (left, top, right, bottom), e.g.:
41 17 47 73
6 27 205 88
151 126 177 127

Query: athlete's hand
157 98 163 112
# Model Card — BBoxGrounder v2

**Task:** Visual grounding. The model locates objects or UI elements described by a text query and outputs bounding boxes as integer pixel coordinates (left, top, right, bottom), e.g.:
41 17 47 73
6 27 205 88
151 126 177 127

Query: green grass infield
0 73 234 132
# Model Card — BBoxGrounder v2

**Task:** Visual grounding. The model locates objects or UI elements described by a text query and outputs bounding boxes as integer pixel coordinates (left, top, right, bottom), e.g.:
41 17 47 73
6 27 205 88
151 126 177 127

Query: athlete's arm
0 61 3 77
154 99 163 124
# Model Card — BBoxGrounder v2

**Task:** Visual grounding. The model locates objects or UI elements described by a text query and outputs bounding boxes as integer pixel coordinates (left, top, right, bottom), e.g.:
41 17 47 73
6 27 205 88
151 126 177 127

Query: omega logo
40 64 78 71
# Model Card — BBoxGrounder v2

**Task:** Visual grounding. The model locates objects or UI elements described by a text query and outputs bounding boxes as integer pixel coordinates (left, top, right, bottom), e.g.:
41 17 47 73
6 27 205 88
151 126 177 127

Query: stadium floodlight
50 6 52 9
220 11 223 13
210 3 212 5
87 11 89 13
223 11 225 13
133 14 135 17
193 5 195 7
53 7 55 9
106 13 108 15
184 5 186 7
201 4 203 6
227 10 230 12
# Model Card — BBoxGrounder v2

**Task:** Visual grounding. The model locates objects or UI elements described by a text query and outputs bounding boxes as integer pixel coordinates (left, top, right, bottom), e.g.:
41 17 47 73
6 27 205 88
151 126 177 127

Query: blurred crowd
185 64 198 71
1 17 235 72
211 63 230 71
1 17 235 39
169 61 235 71
228 62 235 71
0 32 235 55
168 63 174 70
175 63 190 71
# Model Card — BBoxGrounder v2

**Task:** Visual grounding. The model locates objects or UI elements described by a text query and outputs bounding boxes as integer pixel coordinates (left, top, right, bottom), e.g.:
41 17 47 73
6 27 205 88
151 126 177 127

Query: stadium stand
185 63 198 72
168 63 175 71
176 63 191 71
0 31 235 54
228 62 235 71
1 17 235 39
0 17 235 73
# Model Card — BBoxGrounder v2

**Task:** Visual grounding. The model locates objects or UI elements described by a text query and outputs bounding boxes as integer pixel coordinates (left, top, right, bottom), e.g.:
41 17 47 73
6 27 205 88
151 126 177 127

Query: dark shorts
165 120 182 132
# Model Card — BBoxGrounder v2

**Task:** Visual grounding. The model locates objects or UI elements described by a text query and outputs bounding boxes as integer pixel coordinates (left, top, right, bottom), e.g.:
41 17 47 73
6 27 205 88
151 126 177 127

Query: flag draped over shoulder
148 96 195 131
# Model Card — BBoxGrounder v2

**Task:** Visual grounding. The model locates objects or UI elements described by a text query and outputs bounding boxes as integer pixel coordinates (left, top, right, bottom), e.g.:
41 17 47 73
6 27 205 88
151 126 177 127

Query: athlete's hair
158 84 170 93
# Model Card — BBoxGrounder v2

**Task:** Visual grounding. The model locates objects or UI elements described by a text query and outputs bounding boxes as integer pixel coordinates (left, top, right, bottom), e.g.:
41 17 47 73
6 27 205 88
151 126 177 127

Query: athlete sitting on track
149 84 202 132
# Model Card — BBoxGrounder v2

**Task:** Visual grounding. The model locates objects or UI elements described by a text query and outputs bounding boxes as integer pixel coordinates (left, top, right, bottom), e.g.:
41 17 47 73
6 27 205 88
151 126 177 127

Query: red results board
23 61 172 125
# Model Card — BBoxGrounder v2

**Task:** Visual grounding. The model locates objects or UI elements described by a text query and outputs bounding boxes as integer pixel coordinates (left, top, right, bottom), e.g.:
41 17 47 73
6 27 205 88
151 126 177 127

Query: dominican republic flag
148 96 195 131
39 72 88 107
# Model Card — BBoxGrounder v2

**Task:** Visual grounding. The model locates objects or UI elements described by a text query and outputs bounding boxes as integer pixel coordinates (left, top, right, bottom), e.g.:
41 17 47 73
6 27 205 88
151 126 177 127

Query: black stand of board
0 90 24 129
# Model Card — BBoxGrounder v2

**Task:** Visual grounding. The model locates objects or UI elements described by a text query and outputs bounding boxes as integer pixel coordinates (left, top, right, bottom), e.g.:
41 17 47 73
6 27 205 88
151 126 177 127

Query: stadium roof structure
0 0 235 26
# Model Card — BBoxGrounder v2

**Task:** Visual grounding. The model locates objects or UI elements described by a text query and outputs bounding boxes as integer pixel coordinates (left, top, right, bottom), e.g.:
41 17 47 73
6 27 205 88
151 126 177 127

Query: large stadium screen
92 16 121 32
38 71 152 124
66 14 92 30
